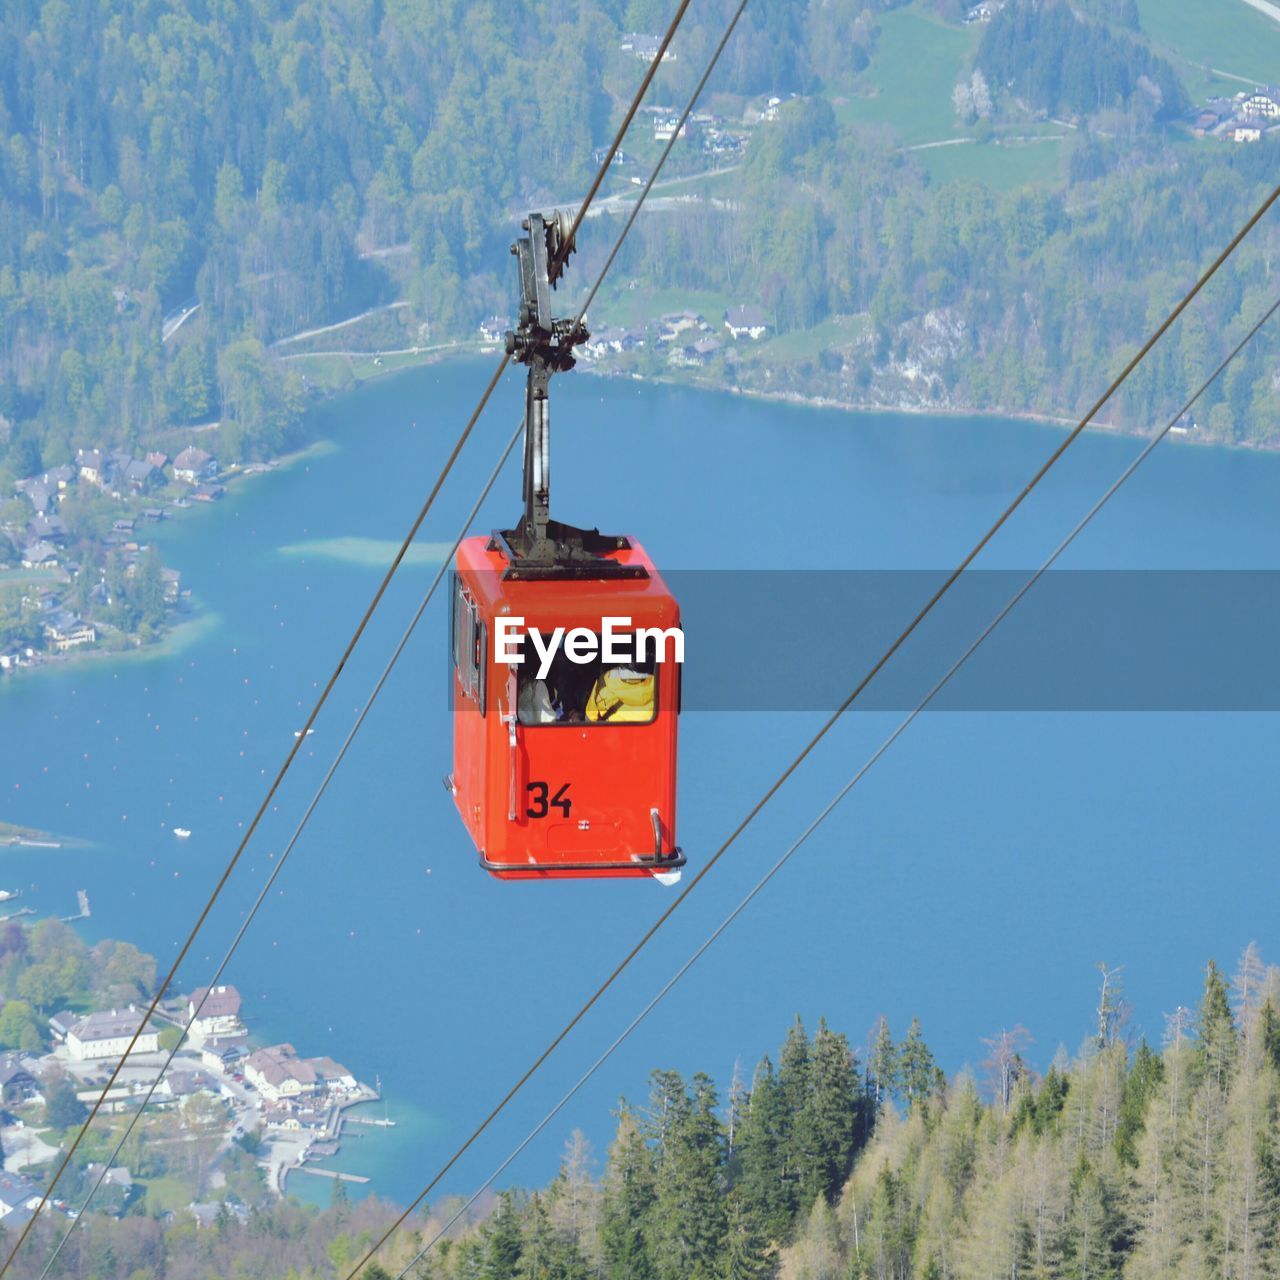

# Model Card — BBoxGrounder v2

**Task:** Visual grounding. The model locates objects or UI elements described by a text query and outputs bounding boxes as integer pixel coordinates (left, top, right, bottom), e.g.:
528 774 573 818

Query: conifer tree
898 1017 942 1111
482 1192 524 1280
651 1073 727 1280
733 1056 792 1243
600 1105 656 1280
1260 999 1280 1072
1115 1040 1163 1167
796 1018 862 1207
1198 960 1238 1090
866 1016 899 1107
719 1193 770 1280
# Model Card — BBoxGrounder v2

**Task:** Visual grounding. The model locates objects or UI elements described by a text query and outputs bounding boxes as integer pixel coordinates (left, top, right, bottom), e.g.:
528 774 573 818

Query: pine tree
718 1193 770 1280
1261 999 1280 1072
733 1056 792 1242
899 1017 942 1111
1198 960 1238 1090
600 1105 656 1280
515 1193 589 1280
866 1015 899 1108
482 1192 524 1280
1115 1040 1163 1166
795 1018 861 1207
650 1073 727 1280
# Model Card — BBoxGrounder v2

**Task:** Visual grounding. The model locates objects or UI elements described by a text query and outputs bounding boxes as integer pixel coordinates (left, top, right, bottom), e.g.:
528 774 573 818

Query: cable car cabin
448 534 683 881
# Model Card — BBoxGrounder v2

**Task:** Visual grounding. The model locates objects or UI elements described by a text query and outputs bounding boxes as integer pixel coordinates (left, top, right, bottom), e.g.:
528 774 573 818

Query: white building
65 1009 159 1062
724 304 770 340
187 984 244 1042
243 1044 317 1101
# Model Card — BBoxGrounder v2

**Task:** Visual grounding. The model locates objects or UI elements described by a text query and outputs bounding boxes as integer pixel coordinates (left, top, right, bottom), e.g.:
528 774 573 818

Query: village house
262 1099 329 1131
76 449 109 489
186 985 244 1041
124 459 161 491
43 611 96 652
1233 126 1263 143
657 311 705 343
173 447 216 483
0 1054 39 1105
190 482 225 502
0 1172 41 1221
27 514 67 543
620 32 676 62
306 1056 358 1093
200 1038 248 1075
477 316 508 343
724 304 770 340
42 465 76 491
17 481 52 515
159 1071 215 1103
582 327 629 359
81 1163 133 1215
20 541 59 569
63 1009 160 1062
243 1044 317 1101
1240 90 1280 119
48 1011 78 1042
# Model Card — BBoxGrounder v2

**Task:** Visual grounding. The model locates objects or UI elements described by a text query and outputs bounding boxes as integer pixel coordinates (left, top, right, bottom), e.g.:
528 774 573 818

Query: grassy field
836 6 980 146
747 315 870 365
590 285 737 329
915 136 1067 191
1137 0 1280 88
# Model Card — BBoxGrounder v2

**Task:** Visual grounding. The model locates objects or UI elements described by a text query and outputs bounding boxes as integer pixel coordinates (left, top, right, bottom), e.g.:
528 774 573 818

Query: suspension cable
0 5 697 1272
21 5 710 1269
338 175 1280 1280
384 290 1280 1280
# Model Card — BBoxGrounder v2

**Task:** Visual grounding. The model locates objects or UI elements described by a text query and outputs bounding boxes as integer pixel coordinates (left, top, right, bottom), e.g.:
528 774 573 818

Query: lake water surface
2 359 1278 1206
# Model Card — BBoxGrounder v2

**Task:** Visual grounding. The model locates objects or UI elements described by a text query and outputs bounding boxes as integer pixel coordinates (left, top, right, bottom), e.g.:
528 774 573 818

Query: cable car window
452 579 484 708
516 638 656 727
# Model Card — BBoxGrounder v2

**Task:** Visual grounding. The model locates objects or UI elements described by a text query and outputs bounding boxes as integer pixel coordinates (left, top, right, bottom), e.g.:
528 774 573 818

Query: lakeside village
480 301 773 375
0 442 260 672
0 982 384 1229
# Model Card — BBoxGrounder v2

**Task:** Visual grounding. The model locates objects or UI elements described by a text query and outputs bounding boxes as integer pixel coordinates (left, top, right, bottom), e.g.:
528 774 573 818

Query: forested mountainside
9 945 1280 1280
2 0 1280 485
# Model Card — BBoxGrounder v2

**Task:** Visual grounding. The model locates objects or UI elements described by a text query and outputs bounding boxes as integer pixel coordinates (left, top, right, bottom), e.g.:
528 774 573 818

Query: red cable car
446 211 684 882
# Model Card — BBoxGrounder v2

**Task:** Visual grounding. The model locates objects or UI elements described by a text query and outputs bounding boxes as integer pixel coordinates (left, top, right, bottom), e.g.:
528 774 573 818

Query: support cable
338 176 1280 1280
0 3 697 1271
20 3 708 1268
383 290 1280 1280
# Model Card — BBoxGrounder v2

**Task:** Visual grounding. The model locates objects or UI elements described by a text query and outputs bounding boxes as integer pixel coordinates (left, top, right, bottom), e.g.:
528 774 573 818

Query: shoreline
315 338 1267 453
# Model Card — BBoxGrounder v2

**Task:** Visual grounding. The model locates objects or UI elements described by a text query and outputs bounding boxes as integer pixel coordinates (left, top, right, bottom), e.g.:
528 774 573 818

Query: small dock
62 889 90 922
347 1114 396 1128
291 1167 369 1184
0 907 35 923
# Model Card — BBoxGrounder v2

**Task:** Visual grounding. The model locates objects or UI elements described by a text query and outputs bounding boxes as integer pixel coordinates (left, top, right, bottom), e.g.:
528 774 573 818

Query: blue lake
1 358 1278 1207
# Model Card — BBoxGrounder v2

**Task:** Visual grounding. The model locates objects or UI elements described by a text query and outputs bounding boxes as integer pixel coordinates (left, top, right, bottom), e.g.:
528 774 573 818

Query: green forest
7 945 1279 1280
3 0 1280 485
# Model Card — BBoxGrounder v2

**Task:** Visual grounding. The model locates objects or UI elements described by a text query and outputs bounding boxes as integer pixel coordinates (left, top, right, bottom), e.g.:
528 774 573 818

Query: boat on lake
173 827 192 839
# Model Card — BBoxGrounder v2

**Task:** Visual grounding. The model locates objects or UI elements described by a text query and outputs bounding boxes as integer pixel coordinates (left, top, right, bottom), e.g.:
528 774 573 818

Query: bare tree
1096 961 1131 1049
981 1026 1033 1110
1230 941 1267 1041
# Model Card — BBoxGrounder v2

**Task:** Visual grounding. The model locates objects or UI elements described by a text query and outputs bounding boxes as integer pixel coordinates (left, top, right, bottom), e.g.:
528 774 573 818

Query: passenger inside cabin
516 642 656 725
